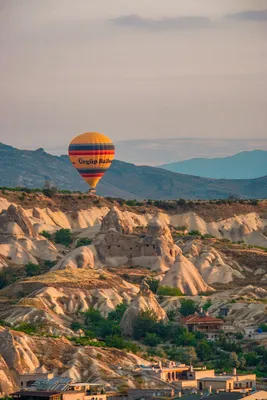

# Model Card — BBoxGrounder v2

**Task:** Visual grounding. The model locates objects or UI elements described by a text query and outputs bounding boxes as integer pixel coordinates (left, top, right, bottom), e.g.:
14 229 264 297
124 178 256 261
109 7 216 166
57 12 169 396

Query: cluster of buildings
137 363 257 394
12 365 264 400
13 377 106 400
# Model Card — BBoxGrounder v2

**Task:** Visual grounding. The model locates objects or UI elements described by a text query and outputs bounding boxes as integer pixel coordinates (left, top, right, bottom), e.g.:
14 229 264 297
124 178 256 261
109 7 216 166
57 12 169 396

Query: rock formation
182 239 245 284
120 285 168 336
52 246 97 270
161 253 213 295
0 204 35 238
101 206 134 234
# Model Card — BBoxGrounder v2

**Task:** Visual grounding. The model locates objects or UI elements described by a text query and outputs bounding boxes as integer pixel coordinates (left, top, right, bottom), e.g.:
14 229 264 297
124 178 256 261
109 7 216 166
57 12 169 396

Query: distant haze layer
43 138 267 165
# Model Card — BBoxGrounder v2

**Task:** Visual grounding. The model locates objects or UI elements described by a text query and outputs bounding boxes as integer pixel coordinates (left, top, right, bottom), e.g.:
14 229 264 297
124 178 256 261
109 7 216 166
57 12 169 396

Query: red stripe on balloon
81 173 105 177
69 150 115 155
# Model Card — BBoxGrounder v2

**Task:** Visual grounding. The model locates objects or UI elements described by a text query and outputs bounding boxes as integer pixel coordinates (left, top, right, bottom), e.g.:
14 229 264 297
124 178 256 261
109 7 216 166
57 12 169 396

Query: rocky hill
1 143 267 199
1 192 267 393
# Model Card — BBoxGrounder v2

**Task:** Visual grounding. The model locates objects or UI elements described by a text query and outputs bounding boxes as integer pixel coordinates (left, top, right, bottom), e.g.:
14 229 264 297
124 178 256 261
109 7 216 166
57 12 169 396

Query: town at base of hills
0 191 267 399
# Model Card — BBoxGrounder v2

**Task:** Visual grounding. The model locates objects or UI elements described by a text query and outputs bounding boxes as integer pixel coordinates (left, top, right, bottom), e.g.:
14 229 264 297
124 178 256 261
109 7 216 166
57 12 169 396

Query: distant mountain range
0 143 267 200
161 150 267 179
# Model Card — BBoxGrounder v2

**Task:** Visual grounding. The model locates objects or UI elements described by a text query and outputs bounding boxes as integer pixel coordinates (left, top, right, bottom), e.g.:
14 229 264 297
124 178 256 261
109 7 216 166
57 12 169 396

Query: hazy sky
0 0 267 153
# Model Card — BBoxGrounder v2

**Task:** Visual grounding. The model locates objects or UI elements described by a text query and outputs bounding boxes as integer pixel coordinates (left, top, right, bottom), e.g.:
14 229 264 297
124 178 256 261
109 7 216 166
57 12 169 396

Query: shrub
76 237 92 248
167 309 177 321
25 262 41 277
143 333 161 347
157 286 183 297
202 234 215 239
176 199 186 206
14 322 38 334
44 260 56 269
41 230 52 240
71 322 83 332
54 229 73 246
179 299 199 317
133 310 158 340
146 278 160 294
175 226 187 232
188 230 201 236
42 181 58 198
203 299 212 311
259 324 267 332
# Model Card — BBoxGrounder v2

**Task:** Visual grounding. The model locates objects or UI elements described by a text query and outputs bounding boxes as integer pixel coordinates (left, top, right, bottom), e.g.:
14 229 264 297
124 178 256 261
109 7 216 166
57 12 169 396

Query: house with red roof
180 309 224 340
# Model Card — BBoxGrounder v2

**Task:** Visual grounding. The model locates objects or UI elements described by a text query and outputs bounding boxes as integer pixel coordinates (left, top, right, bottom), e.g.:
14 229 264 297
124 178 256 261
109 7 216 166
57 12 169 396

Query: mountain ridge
0 143 267 200
160 150 267 179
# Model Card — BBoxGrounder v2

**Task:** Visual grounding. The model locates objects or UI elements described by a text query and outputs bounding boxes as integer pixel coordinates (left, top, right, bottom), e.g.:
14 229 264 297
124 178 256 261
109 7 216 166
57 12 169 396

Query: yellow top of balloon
68 132 115 189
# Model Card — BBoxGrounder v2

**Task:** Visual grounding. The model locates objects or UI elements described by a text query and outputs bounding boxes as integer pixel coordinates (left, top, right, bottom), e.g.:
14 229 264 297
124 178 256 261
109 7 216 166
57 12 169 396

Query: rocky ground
0 192 267 393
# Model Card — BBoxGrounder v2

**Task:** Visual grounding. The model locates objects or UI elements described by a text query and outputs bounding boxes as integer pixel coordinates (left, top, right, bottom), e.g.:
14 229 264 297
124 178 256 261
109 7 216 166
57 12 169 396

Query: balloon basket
88 188 96 195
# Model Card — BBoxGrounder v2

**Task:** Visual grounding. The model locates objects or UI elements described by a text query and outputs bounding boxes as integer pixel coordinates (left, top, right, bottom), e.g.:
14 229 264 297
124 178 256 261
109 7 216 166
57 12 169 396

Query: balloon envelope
68 132 115 189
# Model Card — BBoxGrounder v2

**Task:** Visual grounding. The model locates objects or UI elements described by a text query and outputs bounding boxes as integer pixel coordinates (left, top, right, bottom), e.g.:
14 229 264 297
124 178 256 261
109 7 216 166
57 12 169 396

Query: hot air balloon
68 132 115 192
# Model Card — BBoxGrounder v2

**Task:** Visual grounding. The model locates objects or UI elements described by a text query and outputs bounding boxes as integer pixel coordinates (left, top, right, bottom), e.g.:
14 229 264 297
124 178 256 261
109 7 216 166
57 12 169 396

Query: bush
146 278 160 294
133 310 158 340
157 286 183 297
0 268 19 289
76 238 92 248
179 299 199 317
71 322 83 332
188 230 201 236
167 309 177 321
25 262 41 277
14 322 38 334
143 333 161 347
203 299 212 311
41 230 52 240
54 229 73 246
42 181 58 198
259 324 267 332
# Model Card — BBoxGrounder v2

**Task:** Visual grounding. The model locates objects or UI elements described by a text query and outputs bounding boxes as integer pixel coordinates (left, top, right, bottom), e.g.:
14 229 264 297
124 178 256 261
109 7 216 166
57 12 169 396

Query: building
181 391 267 399
180 310 224 340
127 389 175 400
197 369 256 393
20 373 54 389
12 377 106 400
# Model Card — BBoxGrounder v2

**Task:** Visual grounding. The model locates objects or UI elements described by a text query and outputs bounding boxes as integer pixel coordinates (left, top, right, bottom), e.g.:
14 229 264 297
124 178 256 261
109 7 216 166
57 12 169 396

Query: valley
0 192 267 393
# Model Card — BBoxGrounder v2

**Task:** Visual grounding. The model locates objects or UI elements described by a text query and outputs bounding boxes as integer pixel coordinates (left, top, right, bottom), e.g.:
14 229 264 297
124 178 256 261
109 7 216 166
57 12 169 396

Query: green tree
54 229 73 246
132 310 157 340
245 352 259 367
146 278 160 294
108 302 127 323
196 340 213 361
143 333 161 347
25 262 41 277
168 346 197 364
167 309 177 322
174 331 196 346
230 352 240 368
42 181 58 198
41 230 52 240
157 286 183 296
76 238 92 248
203 299 212 312
84 308 103 325
179 299 199 317
71 322 83 332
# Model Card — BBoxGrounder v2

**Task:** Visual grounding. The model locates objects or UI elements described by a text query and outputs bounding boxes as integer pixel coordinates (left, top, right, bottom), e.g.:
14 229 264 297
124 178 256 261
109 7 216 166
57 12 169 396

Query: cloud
109 14 213 30
226 9 267 21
